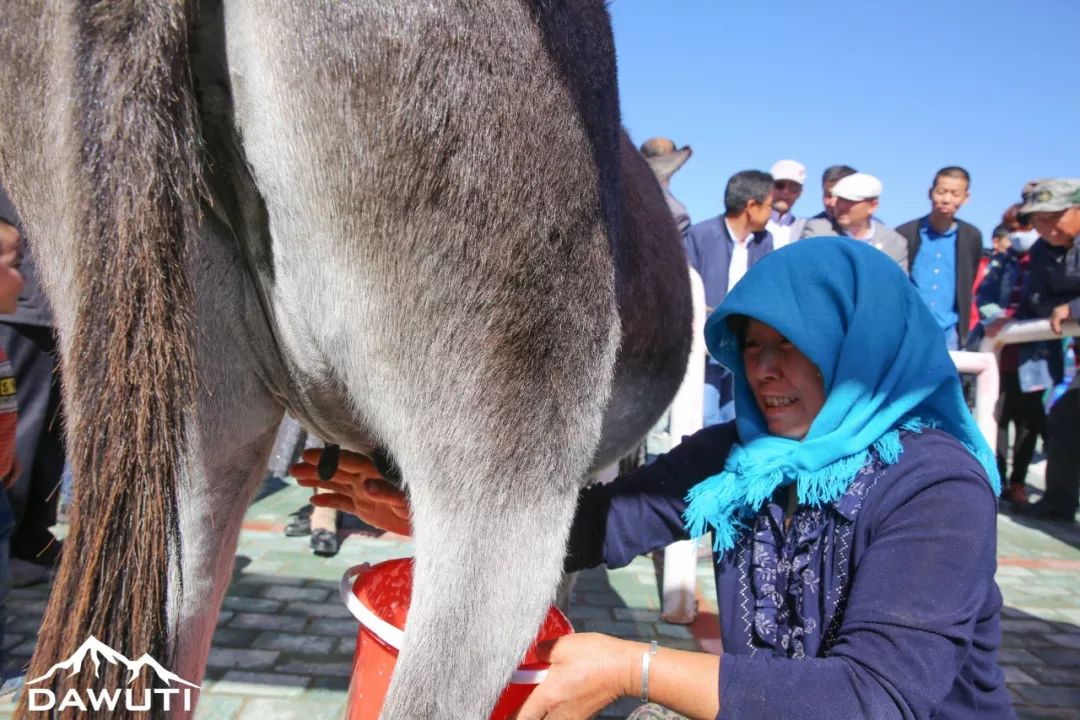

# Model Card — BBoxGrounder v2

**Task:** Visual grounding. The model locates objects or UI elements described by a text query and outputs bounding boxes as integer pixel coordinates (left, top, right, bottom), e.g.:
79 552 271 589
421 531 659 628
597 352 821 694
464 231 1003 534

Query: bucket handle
341 564 406 650
339 564 549 685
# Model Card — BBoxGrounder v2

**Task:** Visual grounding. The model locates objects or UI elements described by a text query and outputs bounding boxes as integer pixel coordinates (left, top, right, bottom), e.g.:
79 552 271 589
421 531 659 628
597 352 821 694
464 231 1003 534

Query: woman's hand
513 633 641 720
290 449 412 536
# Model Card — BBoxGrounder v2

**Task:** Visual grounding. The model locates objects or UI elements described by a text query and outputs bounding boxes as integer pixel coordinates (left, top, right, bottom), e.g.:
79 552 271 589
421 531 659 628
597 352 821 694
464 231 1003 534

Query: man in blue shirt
683 170 774 425
896 167 983 350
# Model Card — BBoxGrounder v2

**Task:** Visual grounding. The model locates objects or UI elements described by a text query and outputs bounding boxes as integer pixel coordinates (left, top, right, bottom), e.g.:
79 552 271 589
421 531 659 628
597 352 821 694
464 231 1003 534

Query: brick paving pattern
1 460 1078 718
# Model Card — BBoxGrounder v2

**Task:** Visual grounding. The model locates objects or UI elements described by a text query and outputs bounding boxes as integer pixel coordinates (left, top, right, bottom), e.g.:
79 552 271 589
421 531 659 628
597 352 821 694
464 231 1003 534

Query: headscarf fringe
686 419 941 554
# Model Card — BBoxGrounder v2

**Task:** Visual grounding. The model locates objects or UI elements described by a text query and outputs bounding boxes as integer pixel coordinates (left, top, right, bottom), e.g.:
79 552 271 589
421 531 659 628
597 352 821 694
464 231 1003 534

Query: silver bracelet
640 640 658 703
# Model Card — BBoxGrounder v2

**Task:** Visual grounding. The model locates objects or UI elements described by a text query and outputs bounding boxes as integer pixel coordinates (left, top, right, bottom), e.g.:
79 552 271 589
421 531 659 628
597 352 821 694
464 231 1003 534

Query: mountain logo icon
26 635 200 713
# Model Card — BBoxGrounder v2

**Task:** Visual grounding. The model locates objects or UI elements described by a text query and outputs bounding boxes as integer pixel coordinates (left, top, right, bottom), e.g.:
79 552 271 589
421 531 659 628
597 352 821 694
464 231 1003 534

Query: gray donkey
0 1 691 718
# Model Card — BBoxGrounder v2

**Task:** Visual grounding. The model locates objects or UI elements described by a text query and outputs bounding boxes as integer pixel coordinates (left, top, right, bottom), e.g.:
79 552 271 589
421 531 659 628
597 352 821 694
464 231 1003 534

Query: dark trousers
0 322 65 558
995 371 1046 489
1043 372 1080 516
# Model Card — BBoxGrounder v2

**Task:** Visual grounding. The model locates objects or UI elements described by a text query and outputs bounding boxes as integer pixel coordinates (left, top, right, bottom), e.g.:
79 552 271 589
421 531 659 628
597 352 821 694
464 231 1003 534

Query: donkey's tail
19 2 202 718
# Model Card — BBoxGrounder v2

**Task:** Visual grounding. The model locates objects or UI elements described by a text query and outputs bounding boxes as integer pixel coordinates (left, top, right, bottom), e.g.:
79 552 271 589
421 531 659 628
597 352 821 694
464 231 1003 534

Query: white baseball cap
831 172 882 201
770 160 806 185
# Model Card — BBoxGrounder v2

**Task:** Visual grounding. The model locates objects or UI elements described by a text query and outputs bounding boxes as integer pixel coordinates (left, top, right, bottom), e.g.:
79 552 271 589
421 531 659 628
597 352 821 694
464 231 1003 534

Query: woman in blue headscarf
296 238 1013 719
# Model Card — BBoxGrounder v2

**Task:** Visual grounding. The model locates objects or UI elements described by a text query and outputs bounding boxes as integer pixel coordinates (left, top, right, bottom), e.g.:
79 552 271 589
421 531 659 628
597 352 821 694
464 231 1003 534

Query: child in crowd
975 217 1045 504
0 218 24 682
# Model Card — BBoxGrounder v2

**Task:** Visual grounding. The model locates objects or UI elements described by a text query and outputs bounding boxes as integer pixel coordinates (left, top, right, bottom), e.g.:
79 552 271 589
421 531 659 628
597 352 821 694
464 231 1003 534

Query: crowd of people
652 145 1079 525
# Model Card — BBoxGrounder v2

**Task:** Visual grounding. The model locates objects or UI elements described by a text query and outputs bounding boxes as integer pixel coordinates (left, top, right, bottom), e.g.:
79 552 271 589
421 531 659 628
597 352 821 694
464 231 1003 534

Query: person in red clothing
0 187 64 568
0 218 21 472
976 214 1043 504
968 225 1010 341
0 216 23 681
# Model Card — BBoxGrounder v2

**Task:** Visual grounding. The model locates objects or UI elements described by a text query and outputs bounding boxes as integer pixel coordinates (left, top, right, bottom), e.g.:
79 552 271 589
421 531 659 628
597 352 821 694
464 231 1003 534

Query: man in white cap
765 159 806 249
801 172 908 272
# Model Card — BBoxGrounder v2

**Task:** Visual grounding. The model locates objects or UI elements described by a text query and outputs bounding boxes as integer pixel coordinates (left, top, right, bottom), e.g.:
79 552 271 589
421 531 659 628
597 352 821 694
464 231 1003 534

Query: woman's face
743 320 826 440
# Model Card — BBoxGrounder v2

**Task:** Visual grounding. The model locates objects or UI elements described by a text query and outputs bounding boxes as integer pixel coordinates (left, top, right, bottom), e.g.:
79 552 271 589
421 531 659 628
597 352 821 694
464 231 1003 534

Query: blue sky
610 1 1080 241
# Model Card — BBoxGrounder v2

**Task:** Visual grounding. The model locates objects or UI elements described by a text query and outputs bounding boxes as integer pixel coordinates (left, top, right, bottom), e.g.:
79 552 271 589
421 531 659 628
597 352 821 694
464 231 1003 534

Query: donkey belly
219 0 623 469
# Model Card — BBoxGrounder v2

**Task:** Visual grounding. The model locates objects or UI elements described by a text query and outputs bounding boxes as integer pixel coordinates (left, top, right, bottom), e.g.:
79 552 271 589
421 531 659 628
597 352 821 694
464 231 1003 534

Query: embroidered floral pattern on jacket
737 458 886 659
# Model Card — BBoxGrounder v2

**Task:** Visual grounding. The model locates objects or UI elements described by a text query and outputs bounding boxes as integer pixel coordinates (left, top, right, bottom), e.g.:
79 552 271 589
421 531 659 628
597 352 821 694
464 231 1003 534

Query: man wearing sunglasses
765 159 806 249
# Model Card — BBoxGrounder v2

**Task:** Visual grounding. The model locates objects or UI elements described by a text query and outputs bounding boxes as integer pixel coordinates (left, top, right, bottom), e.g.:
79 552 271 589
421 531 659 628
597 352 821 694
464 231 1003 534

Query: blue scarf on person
684 237 1000 553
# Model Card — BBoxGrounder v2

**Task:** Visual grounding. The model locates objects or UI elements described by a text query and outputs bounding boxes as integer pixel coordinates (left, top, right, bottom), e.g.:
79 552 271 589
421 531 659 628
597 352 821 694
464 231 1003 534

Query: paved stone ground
0 462 1078 719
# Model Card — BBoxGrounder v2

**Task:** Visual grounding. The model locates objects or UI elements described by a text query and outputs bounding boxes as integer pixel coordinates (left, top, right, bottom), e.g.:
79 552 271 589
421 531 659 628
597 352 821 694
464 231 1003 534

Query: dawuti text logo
26 635 200 712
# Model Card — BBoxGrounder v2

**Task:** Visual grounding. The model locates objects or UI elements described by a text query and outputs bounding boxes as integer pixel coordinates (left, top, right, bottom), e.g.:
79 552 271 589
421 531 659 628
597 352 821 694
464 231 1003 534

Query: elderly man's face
747 192 774 232
834 197 878 230
772 180 802 214
1030 207 1080 247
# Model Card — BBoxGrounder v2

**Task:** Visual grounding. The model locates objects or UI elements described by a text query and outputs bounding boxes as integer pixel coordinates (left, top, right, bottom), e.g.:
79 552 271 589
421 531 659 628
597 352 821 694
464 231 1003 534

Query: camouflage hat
1019 178 1080 214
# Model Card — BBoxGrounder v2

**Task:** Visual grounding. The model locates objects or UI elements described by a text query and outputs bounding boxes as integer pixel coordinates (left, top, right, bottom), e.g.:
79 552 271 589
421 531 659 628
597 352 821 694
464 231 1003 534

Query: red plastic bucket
340 558 573 720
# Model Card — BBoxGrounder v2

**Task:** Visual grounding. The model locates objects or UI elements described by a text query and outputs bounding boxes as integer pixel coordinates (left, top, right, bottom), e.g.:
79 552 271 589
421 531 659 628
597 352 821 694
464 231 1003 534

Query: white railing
948 350 1000 449
951 319 1080 451
661 268 706 624
979 319 1080 352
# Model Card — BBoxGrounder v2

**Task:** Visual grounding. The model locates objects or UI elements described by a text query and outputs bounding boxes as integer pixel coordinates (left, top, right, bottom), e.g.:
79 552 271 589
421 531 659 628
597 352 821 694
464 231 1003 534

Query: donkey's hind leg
166 219 287 707
381 458 581 719
169 417 282 701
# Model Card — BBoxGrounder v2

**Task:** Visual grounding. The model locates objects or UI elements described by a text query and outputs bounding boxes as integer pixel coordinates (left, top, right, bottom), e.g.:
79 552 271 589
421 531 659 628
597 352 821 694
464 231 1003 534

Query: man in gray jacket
801 172 909 273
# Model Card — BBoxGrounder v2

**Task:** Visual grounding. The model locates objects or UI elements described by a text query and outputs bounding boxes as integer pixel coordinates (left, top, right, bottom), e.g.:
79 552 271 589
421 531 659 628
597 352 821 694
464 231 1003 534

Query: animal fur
0 1 690 718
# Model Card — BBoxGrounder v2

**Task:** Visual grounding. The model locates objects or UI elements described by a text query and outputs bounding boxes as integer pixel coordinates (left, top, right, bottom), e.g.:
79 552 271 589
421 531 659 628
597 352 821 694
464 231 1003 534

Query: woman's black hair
726 314 749 346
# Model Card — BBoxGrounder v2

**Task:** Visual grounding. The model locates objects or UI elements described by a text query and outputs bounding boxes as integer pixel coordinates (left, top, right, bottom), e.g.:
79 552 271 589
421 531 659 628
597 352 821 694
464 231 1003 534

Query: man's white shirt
726 218 750 293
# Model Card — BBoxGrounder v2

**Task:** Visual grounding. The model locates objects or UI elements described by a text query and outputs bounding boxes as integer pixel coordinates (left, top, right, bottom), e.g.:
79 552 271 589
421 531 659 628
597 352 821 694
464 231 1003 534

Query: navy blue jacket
1020 238 1080 384
1022 238 1080 321
682 217 772 311
567 425 1013 719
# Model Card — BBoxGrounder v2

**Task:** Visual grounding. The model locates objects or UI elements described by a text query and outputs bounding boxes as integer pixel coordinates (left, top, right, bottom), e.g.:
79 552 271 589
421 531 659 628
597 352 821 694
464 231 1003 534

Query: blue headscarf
684 237 999 553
